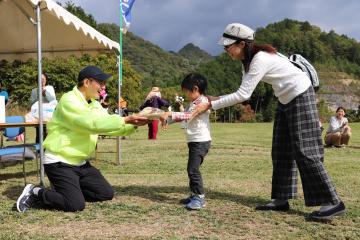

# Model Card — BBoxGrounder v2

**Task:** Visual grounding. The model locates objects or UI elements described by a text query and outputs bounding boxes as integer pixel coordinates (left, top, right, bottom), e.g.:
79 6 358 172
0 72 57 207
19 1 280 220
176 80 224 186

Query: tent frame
10 1 122 186
35 3 46 186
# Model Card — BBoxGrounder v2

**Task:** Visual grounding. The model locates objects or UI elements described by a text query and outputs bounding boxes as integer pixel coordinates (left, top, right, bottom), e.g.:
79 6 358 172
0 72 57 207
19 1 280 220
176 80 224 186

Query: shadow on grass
113 185 307 217
5 184 264 206
2 184 307 217
2 185 24 201
0 170 37 181
347 145 360 149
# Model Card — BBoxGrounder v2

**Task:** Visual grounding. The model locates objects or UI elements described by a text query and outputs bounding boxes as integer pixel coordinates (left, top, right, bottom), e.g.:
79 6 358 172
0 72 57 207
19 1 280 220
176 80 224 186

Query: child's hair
181 73 207 94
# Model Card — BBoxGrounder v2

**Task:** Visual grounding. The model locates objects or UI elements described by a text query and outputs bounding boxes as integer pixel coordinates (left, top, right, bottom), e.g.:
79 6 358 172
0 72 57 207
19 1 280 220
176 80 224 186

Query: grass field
1 122 360 239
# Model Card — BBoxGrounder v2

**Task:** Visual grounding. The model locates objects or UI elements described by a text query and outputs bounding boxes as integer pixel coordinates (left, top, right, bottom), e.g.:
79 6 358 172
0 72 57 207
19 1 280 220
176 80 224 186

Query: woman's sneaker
185 196 206 210
16 184 38 213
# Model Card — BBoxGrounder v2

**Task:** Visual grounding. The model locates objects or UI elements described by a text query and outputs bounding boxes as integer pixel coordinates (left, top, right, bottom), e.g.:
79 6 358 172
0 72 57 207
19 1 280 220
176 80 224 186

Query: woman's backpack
278 53 320 92
289 54 319 92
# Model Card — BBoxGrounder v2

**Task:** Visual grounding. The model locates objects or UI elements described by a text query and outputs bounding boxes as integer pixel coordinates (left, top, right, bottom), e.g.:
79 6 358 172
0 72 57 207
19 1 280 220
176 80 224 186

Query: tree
61 1 97 28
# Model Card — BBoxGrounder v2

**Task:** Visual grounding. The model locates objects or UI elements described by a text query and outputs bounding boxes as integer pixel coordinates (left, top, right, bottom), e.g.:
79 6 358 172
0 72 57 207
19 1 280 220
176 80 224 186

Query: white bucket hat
218 23 255 46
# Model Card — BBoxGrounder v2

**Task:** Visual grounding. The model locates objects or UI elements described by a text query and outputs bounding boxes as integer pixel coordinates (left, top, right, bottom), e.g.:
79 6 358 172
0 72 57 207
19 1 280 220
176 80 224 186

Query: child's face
183 87 201 101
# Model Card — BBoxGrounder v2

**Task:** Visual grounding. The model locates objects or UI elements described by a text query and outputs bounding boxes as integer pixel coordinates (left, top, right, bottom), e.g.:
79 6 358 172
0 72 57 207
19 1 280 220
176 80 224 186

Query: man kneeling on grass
16 66 149 212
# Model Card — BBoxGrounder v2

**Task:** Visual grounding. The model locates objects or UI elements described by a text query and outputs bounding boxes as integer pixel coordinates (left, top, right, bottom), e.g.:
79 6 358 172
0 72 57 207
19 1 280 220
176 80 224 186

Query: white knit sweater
211 51 311 110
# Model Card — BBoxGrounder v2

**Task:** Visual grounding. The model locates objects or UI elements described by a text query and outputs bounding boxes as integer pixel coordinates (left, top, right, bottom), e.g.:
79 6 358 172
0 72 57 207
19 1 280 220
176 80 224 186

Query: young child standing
161 73 211 210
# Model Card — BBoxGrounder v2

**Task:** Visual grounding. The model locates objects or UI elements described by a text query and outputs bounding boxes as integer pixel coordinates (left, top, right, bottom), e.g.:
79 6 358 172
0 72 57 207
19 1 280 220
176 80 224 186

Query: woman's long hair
241 42 277 72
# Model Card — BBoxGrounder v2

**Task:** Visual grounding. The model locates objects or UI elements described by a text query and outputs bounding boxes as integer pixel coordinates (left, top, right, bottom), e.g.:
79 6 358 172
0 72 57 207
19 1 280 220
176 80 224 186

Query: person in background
16 66 149 213
161 73 211 210
192 22 345 221
140 87 170 140
30 73 56 143
118 96 129 116
325 107 351 147
0 81 9 105
99 85 109 108
30 73 56 105
175 94 185 112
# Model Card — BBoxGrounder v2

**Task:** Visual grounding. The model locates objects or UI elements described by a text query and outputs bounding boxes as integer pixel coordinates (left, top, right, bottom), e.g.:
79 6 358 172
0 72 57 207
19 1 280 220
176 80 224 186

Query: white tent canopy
0 0 119 61
0 0 121 185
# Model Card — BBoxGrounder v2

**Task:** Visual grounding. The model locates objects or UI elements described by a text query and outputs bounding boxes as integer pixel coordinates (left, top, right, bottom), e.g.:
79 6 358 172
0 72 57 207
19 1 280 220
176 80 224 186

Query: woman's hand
190 95 219 120
342 125 351 133
191 102 212 120
124 115 149 126
206 95 220 101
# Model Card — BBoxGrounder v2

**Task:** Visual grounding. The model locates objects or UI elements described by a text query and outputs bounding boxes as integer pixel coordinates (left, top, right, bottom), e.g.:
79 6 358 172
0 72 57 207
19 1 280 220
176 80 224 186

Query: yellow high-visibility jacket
43 86 135 165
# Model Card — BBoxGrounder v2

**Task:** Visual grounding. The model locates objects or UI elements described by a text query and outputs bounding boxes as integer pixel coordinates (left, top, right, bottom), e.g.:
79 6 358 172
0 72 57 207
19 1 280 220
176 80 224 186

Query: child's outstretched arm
160 111 192 130
160 112 172 130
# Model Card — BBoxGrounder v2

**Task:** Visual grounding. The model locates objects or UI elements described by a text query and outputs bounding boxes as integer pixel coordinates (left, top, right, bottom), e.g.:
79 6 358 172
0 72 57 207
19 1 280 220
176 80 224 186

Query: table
0 121 46 185
0 122 43 128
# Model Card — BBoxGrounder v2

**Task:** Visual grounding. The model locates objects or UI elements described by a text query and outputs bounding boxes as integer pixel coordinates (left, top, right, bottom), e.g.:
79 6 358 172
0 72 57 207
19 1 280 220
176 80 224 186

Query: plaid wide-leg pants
271 86 340 206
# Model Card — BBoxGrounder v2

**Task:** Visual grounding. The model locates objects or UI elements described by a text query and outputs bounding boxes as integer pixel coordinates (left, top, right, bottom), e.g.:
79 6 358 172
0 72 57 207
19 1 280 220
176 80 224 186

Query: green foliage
96 23 197 90
60 1 97 28
346 105 360 122
317 99 333 122
159 86 182 107
256 19 360 77
196 53 243 96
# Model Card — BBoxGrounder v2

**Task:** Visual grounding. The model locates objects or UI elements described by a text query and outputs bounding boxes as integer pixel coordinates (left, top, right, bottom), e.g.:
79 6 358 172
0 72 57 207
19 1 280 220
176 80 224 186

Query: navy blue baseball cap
78 66 112 83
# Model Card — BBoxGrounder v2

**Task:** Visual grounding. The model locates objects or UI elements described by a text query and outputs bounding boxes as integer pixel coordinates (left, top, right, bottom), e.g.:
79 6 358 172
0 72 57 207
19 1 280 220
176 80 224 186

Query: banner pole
117 1 124 165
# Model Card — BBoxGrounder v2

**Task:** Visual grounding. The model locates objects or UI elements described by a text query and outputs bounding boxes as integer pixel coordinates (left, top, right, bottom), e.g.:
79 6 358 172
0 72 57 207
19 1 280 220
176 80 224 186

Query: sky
58 0 360 56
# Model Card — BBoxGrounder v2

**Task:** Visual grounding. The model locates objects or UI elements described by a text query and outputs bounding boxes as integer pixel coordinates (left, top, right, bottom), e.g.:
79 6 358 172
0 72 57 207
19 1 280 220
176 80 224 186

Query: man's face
85 78 105 100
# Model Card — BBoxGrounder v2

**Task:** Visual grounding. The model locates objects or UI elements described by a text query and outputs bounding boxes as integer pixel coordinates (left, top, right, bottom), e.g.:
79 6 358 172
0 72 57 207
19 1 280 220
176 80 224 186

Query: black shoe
308 202 346 221
16 184 38 213
255 202 290 211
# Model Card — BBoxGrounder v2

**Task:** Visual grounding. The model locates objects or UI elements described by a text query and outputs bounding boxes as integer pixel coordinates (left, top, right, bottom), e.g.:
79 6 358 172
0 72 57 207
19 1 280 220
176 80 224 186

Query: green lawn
1 122 360 239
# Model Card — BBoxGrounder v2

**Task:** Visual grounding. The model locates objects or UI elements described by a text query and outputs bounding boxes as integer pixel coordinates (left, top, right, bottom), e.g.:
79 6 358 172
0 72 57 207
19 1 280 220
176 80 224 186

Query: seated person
0 81 9 105
30 73 56 104
325 107 351 147
30 73 56 143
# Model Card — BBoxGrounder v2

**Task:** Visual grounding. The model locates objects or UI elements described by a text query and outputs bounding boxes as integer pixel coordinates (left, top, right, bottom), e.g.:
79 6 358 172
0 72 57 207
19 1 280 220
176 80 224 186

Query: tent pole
36 3 45 186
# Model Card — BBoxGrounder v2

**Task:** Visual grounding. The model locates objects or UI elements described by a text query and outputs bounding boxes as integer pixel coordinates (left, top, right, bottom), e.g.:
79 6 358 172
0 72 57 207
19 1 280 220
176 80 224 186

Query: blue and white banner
121 0 136 33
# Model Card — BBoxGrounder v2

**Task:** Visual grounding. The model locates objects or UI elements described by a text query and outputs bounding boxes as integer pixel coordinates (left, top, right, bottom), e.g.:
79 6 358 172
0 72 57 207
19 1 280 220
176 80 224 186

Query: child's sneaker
179 195 194 204
185 196 206 210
